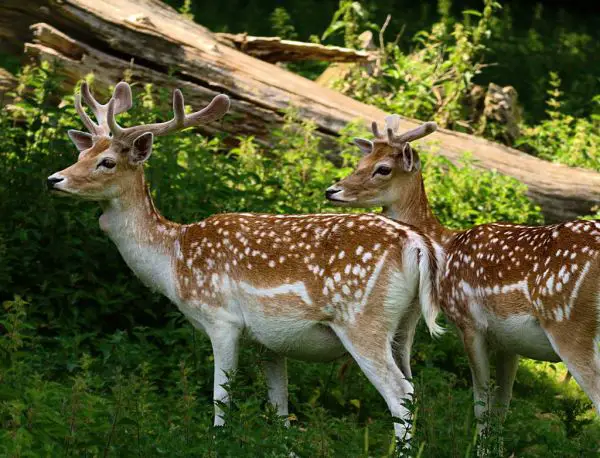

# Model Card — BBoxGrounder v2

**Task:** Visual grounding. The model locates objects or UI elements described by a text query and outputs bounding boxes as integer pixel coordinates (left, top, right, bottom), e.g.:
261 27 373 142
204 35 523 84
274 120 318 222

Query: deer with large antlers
326 117 600 433
47 82 445 443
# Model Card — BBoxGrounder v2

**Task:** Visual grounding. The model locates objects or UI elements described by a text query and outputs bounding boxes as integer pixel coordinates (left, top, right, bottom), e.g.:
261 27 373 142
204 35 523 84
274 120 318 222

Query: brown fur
444 221 600 328
175 211 410 324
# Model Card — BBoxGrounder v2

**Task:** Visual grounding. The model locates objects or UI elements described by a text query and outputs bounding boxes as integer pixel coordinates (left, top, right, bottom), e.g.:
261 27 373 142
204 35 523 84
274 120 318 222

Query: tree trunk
1 0 599 222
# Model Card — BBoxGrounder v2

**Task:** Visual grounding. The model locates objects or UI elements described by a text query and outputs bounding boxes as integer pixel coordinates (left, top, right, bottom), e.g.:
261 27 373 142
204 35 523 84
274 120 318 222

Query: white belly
177 287 346 362
228 281 347 361
486 313 560 361
243 312 346 362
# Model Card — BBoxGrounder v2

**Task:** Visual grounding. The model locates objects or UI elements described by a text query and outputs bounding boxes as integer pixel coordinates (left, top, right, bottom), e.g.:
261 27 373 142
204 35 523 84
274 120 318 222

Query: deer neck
382 173 455 246
99 172 182 301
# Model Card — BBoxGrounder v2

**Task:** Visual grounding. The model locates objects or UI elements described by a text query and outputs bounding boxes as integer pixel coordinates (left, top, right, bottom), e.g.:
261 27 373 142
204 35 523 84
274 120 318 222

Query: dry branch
1 0 600 222
215 33 375 63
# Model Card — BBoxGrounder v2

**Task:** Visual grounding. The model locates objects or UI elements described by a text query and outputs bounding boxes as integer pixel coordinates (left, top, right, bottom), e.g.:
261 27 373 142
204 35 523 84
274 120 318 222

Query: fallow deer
326 116 600 432
47 82 445 443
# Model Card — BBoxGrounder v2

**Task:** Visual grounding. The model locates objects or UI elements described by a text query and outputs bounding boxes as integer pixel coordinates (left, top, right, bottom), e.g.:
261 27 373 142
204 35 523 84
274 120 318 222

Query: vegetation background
1 0 599 456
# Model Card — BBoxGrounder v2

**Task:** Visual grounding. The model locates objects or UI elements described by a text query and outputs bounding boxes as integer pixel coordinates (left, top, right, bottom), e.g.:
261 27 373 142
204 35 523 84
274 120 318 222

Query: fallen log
25 23 282 143
1 0 600 222
316 30 377 88
215 33 375 63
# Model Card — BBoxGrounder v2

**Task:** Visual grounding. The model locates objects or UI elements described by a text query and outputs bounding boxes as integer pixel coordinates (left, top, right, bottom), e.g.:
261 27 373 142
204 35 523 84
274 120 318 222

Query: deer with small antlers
47 82 445 443
326 116 600 433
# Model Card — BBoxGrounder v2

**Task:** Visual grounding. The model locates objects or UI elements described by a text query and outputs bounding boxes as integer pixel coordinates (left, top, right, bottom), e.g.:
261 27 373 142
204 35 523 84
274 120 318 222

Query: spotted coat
442 221 600 327
174 212 441 327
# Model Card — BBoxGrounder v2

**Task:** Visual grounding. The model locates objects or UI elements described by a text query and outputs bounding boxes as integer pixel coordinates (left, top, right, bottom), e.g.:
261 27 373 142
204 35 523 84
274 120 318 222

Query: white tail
418 240 444 337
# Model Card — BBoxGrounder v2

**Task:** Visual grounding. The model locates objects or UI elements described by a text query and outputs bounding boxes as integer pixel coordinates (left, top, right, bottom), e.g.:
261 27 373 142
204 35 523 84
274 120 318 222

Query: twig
392 24 406 48
373 14 393 77
379 14 392 54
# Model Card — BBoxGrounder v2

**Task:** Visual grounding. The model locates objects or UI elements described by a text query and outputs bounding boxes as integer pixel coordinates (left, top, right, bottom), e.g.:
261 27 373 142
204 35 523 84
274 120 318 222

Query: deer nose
325 187 341 199
47 176 64 190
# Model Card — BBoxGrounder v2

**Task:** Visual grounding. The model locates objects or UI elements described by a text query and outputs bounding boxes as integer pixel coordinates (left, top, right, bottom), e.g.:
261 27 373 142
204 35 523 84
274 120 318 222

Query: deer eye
373 165 392 177
98 158 116 169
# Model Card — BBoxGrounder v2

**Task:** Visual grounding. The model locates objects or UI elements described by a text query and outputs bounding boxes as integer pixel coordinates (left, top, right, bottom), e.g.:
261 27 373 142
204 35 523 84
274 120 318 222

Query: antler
107 89 230 140
370 114 437 145
395 121 438 143
74 81 133 137
371 121 382 139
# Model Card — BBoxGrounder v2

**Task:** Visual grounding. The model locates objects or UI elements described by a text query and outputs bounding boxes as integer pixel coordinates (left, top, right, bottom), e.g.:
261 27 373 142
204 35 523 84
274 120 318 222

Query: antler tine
151 88 186 136
81 81 109 135
395 121 438 143
74 91 100 135
93 81 132 129
387 127 395 144
80 81 101 112
371 121 382 139
75 81 133 137
172 89 186 127
183 93 230 129
107 91 230 140
106 98 125 138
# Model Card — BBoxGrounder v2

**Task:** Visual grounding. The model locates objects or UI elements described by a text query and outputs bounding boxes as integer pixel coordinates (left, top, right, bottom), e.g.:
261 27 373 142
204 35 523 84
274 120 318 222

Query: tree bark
1 0 600 222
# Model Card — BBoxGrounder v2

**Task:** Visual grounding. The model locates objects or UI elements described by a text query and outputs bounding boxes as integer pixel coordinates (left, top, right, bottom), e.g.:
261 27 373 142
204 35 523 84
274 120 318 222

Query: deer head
325 116 437 208
47 82 230 201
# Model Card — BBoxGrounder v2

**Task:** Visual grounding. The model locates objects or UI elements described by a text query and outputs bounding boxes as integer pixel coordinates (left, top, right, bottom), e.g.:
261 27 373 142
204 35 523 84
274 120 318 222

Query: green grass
2 298 599 457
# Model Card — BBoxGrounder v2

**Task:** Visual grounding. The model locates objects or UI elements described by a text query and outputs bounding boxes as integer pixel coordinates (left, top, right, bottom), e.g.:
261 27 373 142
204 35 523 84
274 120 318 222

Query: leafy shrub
327 0 500 131
270 7 299 40
483 2 600 123
319 1 600 176
321 0 375 48
422 152 543 229
517 72 600 171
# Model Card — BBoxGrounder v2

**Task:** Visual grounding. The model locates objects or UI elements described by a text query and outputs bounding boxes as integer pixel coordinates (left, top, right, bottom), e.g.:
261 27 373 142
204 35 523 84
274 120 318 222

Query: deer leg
392 303 421 380
461 328 491 431
263 352 290 425
544 323 600 414
331 324 414 445
493 351 519 422
209 325 241 427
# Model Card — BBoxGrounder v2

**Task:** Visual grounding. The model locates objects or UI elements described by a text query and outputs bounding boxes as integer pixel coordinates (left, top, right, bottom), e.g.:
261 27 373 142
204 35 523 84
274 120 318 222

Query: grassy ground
2 299 599 457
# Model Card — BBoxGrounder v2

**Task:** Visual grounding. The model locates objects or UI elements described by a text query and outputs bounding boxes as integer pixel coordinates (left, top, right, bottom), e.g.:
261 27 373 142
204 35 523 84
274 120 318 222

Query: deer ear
353 138 373 155
130 132 154 164
68 130 94 152
401 143 420 172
